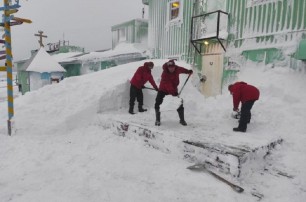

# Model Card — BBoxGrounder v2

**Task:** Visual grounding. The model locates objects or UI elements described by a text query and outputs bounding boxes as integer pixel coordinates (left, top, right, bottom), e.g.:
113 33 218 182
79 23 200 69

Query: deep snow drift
0 60 305 202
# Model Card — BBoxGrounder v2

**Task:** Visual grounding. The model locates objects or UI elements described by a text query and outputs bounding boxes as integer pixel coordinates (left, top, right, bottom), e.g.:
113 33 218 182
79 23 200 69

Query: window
41 72 50 80
169 1 180 21
119 28 126 42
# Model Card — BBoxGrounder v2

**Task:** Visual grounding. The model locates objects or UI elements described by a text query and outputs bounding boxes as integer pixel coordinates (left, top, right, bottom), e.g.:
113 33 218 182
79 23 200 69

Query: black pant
239 100 256 130
154 91 168 111
129 85 143 109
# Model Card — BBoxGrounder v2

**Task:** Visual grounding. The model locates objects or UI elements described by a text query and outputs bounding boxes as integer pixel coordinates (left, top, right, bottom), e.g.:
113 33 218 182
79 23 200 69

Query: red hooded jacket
130 62 158 90
158 61 190 95
229 82 260 110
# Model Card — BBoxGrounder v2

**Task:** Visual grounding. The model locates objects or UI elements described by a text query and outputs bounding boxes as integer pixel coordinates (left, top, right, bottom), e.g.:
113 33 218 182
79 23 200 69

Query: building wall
18 71 30 95
57 45 84 54
146 0 306 64
147 0 195 60
62 64 81 77
111 19 148 49
28 72 64 92
226 0 306 66
145 0 306 97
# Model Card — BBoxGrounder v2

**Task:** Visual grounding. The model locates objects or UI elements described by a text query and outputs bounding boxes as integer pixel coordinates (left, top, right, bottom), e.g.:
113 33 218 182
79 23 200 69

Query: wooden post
1 0 31 135
4 0 14 135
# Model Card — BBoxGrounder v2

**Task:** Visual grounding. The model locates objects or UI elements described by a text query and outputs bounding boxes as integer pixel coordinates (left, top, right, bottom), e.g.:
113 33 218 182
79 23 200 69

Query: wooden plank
6 9 18 15
0 55 6 60
0 66 6 71
183 139 283 178
109 120 170 153
12 17 32 24
0 21 23 27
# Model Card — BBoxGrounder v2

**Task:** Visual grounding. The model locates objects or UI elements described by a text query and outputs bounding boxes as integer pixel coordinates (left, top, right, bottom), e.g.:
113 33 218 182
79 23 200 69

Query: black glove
231 111 241 119
154 87 158 91
142 86 146 89
188 70 193 74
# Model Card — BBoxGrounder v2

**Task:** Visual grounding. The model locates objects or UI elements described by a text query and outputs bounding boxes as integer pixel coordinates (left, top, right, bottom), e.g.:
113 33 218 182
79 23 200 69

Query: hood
162 60 176 72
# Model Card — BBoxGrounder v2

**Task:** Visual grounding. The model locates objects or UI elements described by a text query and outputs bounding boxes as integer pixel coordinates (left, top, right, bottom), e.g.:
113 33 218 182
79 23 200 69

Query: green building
15 42 85 94
15 18 149 94
111 18 149 49
143 0 306 96
78 18 149 71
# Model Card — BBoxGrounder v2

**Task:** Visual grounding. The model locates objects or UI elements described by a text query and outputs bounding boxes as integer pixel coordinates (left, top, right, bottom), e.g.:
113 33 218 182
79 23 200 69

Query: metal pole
4 0 14 135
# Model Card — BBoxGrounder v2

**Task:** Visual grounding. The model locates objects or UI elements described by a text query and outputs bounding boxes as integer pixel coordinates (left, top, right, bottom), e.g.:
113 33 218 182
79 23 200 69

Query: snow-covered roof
77 43 147 61
52 52 84 63
26 47 66 73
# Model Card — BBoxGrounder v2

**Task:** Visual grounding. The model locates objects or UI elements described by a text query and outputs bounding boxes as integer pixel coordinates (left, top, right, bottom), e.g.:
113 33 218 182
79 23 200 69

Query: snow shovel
143 86 157 91
178 74 191 97
187 164 244 193
176 74 191 108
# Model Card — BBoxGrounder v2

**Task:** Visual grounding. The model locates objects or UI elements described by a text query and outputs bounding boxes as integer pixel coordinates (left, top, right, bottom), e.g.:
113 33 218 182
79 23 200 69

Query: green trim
62 64 81 77
242 48 283 64
296 39 306 60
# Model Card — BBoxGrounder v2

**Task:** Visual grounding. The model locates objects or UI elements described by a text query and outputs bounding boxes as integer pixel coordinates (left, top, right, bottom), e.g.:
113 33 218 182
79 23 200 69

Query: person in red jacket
154 60 193 126
228 81 260 132
129 62 158 114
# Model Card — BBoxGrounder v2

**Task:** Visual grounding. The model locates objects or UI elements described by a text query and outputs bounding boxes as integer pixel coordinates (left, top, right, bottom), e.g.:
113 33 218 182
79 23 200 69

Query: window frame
167 0 183 24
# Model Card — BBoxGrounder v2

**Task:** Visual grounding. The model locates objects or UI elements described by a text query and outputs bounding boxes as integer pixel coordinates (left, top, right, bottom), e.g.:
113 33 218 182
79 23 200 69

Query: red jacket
130 62 158 90
229 82 260 110
159 63 190 95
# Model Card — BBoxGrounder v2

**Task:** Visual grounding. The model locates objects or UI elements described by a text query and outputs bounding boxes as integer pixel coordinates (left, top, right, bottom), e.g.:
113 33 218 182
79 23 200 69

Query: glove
231 110 241 119
142 86 146 89
173 92 178 96
188 70 193 74
154 87 158 91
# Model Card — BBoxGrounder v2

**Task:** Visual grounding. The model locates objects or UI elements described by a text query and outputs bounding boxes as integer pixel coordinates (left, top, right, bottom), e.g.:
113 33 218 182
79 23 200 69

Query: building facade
143 0 306 96
111 19 149 49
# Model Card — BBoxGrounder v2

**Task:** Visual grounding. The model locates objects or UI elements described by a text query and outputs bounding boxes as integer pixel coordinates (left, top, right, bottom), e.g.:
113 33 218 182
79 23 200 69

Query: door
201 54 224 97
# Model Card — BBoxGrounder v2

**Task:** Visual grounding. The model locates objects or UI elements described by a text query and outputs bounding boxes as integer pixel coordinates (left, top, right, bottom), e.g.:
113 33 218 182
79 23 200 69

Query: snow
246 0 282 7
77 43 147 61
26 47 66 73
0 59 306 202
52 52 84 63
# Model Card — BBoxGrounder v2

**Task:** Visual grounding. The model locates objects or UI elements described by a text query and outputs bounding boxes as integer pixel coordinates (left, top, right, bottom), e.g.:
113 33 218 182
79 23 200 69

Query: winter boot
138 106 147 112
128 106 135 115
177 105 187 126
155 110 161 126
233 127 246 132
234 118 247 132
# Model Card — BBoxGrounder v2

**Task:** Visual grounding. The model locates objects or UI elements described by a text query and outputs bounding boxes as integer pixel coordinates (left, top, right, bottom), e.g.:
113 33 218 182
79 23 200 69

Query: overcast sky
2 0 147 61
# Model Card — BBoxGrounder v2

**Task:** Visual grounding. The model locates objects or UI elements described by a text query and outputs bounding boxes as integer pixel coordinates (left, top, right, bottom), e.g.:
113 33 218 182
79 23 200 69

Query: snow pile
0 60 305 202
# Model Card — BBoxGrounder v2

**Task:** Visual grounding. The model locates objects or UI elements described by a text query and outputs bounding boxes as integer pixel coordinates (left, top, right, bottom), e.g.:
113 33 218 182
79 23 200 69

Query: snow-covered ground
0 60 305 202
